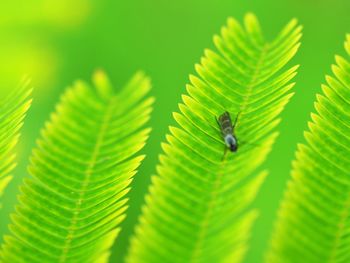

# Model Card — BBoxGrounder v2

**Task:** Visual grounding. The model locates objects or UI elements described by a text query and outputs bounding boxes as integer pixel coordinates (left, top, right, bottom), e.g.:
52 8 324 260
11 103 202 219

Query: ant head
225 135 238 153
229 142 238 152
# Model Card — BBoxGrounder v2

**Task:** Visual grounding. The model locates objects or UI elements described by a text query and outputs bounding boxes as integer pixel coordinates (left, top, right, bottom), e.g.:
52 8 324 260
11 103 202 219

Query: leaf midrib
189 43 269 262
240 44 269 113
328 189 350 262
59 96 116 262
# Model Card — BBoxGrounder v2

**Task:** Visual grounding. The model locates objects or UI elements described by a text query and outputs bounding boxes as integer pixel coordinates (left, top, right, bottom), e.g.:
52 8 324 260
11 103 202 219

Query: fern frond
126 13 301 263
0 79 32 204
266 35 350 262
0 71 153 263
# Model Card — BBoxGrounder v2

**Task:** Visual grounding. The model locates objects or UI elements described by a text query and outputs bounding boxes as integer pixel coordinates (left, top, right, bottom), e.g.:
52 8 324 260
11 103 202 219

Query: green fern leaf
266 34 350 262
126 13 301 263
0 79 32 204
0 71 153 263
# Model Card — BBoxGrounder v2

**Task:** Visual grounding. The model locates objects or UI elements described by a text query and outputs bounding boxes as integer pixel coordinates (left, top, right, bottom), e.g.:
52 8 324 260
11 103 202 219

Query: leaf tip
290 17 299 25
345 33 350 55
172 111 181 121
244 12 257 22
92 69 113 99
293 64 301 71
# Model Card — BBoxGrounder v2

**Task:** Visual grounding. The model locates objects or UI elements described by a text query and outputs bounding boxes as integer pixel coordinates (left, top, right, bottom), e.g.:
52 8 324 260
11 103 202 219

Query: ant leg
214 116 223 137
232 111 241 128
221 147 228 161
215 116 220 126
239 140 259 151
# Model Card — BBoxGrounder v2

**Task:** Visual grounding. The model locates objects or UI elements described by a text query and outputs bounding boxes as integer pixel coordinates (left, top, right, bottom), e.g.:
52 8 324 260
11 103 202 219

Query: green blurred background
0 0 349 262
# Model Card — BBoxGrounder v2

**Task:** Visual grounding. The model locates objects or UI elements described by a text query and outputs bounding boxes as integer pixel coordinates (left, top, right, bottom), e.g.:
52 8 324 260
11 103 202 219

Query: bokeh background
0 0 349 262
